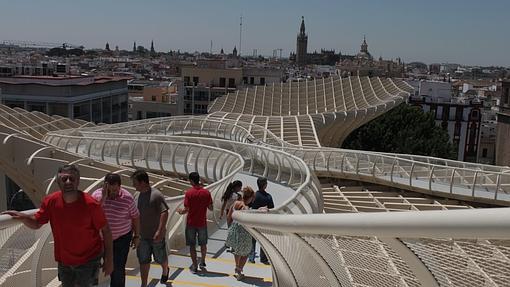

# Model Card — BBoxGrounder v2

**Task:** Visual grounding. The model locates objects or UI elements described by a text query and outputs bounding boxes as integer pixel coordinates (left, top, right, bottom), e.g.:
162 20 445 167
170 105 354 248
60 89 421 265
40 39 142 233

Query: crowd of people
2 164 273 286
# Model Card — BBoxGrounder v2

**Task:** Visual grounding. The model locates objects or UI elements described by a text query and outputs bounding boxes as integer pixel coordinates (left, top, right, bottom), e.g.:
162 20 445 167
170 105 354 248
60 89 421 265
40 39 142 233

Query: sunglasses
58 175 77 183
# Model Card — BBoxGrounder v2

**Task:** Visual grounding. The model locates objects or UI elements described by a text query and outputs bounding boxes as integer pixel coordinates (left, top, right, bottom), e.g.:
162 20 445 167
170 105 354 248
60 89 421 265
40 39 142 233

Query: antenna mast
239 15 242 57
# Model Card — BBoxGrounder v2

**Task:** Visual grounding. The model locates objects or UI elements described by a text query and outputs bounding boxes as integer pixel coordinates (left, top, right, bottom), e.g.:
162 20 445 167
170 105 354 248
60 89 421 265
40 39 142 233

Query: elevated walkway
99 223 272 287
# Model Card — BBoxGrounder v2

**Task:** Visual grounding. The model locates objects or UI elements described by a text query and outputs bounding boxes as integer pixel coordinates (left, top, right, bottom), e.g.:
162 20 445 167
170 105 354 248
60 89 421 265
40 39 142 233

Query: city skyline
1 0 509 66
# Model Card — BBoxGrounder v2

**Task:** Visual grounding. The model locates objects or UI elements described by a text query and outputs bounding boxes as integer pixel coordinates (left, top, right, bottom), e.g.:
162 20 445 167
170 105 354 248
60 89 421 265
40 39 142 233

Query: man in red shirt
177 172 213 273
3 164 113 287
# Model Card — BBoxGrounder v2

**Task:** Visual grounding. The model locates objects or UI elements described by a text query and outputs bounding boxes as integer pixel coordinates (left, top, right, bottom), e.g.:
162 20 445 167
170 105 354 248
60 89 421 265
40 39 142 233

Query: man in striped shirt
92 173 140 287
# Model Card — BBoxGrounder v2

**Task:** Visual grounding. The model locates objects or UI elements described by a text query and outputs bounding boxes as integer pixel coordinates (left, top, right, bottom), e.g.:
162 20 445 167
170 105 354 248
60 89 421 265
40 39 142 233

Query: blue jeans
111 231 132 287
249 238 268 263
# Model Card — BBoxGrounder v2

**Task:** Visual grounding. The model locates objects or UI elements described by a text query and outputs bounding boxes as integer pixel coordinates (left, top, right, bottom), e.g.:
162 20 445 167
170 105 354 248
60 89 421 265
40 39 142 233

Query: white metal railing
0 126 245 286
47 116 510 286
61 116 510 203
43 131 322 217
234 207 510 287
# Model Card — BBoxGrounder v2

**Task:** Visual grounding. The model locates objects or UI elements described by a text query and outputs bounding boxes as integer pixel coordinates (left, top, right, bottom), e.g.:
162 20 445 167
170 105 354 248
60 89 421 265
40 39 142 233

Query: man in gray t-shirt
131 169 170 287
137 187 168 240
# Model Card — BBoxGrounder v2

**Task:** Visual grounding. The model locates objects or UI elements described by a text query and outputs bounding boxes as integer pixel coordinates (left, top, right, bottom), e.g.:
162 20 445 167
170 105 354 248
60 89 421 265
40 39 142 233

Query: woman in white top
219 180 242 227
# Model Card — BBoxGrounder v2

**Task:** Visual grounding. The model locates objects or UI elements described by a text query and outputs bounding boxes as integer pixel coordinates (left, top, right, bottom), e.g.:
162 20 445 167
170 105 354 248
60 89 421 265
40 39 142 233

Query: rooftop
0 75 129 86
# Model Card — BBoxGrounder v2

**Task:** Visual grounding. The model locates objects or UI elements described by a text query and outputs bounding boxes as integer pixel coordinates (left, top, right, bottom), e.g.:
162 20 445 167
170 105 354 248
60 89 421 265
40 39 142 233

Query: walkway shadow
195 268 230 278
238 276 272 286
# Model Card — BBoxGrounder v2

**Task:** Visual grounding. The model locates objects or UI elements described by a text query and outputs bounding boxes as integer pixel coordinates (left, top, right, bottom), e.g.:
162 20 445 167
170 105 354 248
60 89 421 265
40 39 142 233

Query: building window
184 76 190 85
260 77 265 85
504 88 510 104
471 109 479 119
243 77 248 84
250 77 255 85
193 77 199 85
151 96 156 101
482 148 488 158
228 78 236 88
219 77 226 87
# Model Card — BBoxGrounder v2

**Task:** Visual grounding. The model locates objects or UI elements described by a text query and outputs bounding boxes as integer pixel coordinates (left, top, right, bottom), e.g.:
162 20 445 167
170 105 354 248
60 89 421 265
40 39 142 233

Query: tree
342 104 456 159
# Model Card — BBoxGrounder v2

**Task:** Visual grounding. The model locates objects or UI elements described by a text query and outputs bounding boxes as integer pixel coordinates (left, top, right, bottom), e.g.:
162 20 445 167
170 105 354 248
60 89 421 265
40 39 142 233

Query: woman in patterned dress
225 186 256 280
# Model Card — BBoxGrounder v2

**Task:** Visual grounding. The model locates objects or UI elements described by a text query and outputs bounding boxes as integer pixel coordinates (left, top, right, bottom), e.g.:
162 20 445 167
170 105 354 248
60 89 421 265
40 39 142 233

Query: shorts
185 226 208 246
58 255 101 287
136 238 168 264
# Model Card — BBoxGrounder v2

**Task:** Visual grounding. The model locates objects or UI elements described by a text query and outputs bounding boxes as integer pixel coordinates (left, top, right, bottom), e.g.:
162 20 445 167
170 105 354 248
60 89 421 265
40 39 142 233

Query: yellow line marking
147 264 272 282
127 273 272 285
169 253 271 268
126 275 232 287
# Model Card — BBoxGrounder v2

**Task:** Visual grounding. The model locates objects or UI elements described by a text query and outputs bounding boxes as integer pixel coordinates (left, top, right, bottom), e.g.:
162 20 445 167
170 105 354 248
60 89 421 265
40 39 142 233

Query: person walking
3 164 113 287
92 173 140 287
131 169 169 287
225 186 256 280
177 172 213 273
248 177 274 264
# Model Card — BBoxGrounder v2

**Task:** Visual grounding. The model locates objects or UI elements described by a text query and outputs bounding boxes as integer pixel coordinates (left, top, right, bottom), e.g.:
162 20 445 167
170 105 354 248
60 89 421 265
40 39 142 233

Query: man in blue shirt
248 177 274 264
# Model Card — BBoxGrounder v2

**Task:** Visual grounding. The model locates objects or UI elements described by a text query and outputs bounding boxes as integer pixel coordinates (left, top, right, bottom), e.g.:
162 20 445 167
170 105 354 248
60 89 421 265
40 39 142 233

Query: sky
1 0 509 67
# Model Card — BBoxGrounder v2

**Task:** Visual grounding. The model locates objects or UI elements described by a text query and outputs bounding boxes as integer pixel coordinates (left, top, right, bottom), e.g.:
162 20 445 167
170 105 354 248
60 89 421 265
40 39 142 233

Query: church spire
361 35 368 53
150 40 155 55
300 16 306 35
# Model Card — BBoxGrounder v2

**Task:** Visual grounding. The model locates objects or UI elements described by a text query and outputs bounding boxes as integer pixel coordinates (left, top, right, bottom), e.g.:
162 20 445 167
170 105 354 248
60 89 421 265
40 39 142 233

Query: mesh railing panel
260 229 334 287
403 238 510 287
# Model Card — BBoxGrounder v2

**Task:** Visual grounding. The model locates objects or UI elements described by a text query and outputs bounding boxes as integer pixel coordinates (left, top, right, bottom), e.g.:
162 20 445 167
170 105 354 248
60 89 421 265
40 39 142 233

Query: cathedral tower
296 16 308 66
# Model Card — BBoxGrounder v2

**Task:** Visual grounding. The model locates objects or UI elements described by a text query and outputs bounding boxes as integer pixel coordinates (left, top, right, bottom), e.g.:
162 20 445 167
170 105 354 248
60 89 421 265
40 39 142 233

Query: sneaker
160 267 169 283
190 265 198 274
235 272 245 281
199 261 206 269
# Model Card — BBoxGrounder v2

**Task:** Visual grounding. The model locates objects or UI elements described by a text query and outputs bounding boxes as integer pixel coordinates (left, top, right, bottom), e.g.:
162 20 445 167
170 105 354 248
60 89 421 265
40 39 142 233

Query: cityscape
0 1 510 287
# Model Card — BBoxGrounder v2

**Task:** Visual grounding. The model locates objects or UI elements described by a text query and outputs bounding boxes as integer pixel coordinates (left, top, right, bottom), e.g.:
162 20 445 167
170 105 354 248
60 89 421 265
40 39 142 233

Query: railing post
409 162 415 187
450 168 456 194
428 166 435 191
340 153 346 172
115 140 122 166
326 151 333 174
355 153 360 175
471 170 479 197
371 155 378 177
390 158 397 183
495 174 501 200
312 151 320 173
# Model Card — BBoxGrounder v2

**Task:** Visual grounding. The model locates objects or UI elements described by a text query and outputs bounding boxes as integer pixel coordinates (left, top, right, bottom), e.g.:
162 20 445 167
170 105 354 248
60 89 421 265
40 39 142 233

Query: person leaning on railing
220 180 243 226
2 164 113 287
248 177 274 264
225 186 264 281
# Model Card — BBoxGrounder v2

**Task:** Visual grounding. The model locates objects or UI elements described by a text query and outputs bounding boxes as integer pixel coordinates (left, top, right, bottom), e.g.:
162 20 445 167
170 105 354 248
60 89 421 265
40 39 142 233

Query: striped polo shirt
91 188 139 240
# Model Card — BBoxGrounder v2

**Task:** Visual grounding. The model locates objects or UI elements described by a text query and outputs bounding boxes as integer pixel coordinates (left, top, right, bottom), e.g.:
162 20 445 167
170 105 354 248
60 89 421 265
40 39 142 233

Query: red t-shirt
34 191 107 266
183 186 212 228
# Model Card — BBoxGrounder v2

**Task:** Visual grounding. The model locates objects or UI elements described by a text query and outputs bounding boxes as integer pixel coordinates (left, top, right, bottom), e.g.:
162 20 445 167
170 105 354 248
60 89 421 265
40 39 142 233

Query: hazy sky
1 0 509 66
